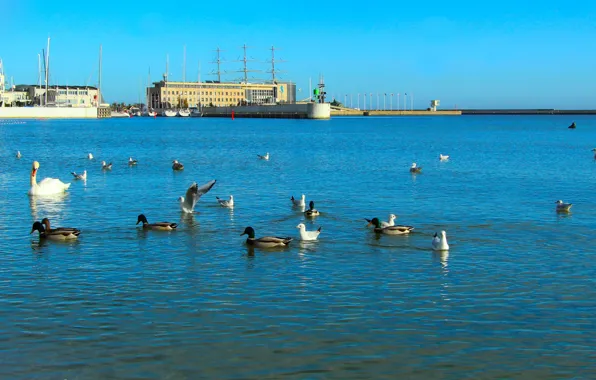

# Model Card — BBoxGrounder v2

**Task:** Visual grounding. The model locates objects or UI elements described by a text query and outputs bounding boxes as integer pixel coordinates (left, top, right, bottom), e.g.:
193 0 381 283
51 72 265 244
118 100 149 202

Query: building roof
15 85 98 90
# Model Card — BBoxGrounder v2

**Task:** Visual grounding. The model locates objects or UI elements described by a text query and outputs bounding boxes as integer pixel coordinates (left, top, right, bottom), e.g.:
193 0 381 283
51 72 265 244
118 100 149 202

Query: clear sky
2 1 595 109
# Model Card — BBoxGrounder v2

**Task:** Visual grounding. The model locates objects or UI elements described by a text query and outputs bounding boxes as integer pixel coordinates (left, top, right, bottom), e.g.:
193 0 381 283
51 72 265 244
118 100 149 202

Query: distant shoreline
457 109 596 115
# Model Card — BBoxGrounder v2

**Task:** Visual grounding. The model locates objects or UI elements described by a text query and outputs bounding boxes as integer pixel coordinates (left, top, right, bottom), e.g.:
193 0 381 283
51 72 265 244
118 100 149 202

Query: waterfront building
147 79 296 111
1 85 99 107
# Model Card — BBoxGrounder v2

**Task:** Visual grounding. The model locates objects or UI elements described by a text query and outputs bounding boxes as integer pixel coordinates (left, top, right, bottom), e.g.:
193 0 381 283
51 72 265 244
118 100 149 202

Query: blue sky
2 1 596 109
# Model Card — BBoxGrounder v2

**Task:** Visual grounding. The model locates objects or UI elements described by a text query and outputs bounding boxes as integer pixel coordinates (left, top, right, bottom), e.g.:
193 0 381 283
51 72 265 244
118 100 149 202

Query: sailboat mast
45 37 50 106
98 44 102 106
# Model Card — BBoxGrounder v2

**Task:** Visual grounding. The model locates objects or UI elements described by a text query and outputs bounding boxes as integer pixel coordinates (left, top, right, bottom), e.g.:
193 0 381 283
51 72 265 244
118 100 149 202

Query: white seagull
439 154 449 161
178 180 217 213
128 157 138 165
88 153 94 160
101 161 112 170
432 231 450 251
216 195 234 208
380 214 397 228
296 223 321 241
555 200 572 213
16 151 22 159
71 170 87 180
257 152 270 161
291 194 306 207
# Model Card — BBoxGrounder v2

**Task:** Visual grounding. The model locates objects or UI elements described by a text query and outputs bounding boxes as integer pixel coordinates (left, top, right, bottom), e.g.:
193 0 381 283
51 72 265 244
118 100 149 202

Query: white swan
381 214 397 228
179 180 217 213
257 152 270 161
71 170 87 180
439 154 449 161
291 194 306 207
296 223 321 241
432 231 449 251
88 153 94 160
555 200 572 212
16 151 22 159
28 161 71 196
216 195 234 208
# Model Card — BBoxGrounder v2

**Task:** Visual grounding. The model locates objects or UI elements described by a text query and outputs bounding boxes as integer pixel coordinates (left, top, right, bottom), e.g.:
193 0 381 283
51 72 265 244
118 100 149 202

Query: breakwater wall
331 109 462 116
460 109 596 115
202 103 330 119
0 107 101 119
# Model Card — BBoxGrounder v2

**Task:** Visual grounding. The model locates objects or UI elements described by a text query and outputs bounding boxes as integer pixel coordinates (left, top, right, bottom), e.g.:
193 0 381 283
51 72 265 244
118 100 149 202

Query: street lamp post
376 93 379 110
404 93 407 111
369 93 372 111
358 93 360 110
363 93 366 110
411 92 414 111
350 94 352 108
397 93 400 111
344 94 347 108
384 93 386 111
390 93 393 111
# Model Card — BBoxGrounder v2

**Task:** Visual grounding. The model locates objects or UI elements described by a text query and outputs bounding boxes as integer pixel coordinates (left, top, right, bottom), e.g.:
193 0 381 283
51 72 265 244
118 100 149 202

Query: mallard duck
439 154 449 161
555 200 572 212
128 157 138 165
257 152 270 160
410 163 422 173
71 170 87 180
31 219 80 240
304 201 320 217
367 217 414 235
241 226 292 248
16 151 22 159
216 195 234 208
432 231 450 251
101 161 112 170
291 194 306 207
296 223 321 241
172 160 184 171
136 214 177 231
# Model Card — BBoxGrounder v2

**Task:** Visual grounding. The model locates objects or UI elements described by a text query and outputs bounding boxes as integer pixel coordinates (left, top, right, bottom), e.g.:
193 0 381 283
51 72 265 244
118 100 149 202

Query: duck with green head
136 214 178 231
304 201 320 217
367 217 414 235
31 219 80 240
241 226 292 248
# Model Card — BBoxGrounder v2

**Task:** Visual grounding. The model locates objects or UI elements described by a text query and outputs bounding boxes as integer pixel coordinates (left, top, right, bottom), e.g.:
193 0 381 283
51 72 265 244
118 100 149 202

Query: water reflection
29 192 68 221
432 251 449 271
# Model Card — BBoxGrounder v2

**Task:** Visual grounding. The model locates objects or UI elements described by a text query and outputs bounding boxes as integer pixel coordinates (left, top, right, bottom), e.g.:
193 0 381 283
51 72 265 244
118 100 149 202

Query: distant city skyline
4 1 596 109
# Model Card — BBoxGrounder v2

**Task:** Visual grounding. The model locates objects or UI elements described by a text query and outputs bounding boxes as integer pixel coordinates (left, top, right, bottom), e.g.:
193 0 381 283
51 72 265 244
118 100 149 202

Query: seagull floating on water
172 160 184 171
178 180 217 213
439 154 449 161
128 157 138 165
296 223 321 241
257 152 270 161
16 151 21 159
291 194 306 207
555 200 572 213
71 170 87 180
432 231 450 251
87 153 94 160
216 195 234 208
101 161 112 170
410 163 422 173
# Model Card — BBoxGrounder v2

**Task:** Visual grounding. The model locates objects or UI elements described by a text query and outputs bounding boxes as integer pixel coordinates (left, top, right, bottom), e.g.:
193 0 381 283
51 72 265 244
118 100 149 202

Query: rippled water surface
1 115 595 379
